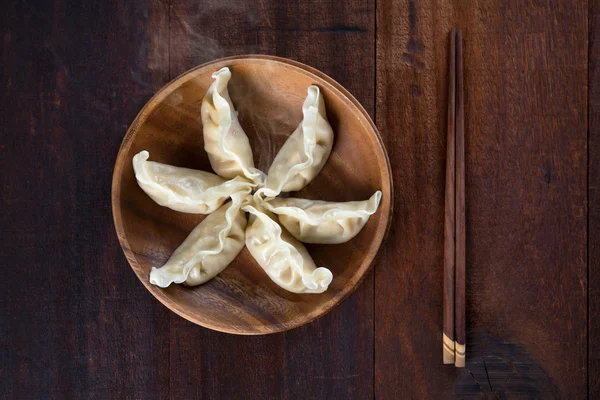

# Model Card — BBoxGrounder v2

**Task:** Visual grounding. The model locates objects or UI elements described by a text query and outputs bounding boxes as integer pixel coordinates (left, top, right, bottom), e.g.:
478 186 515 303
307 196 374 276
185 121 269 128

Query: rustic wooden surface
590 0 600 398
1 0 595 399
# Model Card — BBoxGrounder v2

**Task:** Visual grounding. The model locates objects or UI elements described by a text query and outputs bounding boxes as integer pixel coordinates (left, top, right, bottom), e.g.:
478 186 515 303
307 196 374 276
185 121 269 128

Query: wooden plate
112 55 392 334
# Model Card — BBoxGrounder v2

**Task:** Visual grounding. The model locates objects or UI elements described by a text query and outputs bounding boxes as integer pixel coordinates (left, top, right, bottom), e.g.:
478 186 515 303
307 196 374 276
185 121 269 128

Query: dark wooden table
2 1 598 398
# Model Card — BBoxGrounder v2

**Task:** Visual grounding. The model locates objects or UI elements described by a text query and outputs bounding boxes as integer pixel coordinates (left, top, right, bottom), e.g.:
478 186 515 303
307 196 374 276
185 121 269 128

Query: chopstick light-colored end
443 333 455 364
454 342 466 368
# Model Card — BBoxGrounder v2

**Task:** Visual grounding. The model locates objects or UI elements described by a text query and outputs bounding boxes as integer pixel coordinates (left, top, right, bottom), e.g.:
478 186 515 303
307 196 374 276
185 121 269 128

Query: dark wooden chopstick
454 28 466 368
443 27 457 365
443 28 466 368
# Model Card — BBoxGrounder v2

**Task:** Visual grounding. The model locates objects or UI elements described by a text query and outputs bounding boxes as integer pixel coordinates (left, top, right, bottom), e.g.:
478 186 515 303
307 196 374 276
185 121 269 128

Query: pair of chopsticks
443 28 465 368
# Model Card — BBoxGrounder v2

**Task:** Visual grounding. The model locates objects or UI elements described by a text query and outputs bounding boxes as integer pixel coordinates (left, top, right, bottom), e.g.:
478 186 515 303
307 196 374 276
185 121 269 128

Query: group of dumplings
133 67 382 294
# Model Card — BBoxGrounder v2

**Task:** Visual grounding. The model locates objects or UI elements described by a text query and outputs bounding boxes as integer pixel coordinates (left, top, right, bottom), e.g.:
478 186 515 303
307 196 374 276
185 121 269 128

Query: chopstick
454 28 466 369
443 27 457 365
443 28 466 368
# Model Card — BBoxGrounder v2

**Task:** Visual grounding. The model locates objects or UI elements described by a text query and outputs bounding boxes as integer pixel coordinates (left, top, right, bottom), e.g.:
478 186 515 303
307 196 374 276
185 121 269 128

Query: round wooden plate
112 55 393 334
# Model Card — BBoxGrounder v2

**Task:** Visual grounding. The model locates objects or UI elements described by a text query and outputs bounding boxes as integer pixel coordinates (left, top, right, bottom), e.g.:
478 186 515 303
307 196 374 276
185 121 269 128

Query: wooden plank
0 1 171 398
375 0 588 397
589 0 600 397
374 1 457 397
167 1 376 399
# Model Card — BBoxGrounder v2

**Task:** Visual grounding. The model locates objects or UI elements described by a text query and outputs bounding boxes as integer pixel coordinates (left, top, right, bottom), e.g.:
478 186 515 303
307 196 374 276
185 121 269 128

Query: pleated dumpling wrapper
243 204 333 294
201 67 263 183
255 85 334 199
133 150 254 214
263 191 382 244
149 193 247 287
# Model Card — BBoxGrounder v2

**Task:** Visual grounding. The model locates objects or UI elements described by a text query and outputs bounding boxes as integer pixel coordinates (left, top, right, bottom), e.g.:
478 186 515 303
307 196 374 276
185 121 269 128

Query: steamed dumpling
244 205 333 294
263 191 382 244
256 85 333 199
201 67 263 182
149 194 247 287
133 150 254 214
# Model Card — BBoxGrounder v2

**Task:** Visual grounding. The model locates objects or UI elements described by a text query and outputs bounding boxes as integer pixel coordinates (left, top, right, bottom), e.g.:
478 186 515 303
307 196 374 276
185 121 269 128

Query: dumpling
149 193 247 287
201 67 263 183
133 150 254 214
263 191 382 244
244 204 333 294
256 85 333 199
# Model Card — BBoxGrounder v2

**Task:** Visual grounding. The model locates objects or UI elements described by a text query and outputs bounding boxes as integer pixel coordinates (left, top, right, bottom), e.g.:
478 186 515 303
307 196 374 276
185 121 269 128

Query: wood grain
375 0 587 397
0 1 172 399
375 1 457 397
462 2 587 396
590 0 600 397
